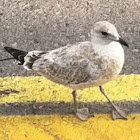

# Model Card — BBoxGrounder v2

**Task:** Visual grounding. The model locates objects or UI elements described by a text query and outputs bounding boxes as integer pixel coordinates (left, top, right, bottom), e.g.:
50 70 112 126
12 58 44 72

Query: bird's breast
89 42 125 85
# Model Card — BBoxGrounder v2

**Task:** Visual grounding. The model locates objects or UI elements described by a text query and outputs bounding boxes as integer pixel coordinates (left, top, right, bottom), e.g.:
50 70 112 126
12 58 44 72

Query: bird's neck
92 40 124 66
91 36 111 46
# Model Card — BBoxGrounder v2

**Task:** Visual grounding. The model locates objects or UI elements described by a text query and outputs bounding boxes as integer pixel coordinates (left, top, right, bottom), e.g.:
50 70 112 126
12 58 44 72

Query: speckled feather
5 21 125 90
24 41 124 90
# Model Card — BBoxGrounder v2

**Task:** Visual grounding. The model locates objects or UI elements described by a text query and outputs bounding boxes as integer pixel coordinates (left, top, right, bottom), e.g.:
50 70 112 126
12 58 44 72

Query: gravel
0 0 140 77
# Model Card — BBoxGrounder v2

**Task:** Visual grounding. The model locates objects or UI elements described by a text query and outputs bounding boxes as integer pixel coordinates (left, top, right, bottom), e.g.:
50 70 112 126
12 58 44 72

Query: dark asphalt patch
0 101 139 116
0 89 19 95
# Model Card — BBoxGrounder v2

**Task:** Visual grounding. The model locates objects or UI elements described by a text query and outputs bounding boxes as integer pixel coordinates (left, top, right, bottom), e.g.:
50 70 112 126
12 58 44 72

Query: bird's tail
4 47 28 65
4 47 46 70
0 57 15 62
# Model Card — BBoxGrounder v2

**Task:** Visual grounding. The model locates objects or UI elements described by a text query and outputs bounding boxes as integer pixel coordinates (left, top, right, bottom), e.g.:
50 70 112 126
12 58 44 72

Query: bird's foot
112 107 128 120
75 108 94 121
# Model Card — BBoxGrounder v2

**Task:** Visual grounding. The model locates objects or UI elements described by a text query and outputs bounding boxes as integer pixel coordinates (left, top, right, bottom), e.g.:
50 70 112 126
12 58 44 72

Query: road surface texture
0 0 140 76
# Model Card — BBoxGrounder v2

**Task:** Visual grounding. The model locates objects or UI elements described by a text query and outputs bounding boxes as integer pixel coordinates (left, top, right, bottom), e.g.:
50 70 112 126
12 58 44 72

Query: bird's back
31 41 124 89
32 41 95 87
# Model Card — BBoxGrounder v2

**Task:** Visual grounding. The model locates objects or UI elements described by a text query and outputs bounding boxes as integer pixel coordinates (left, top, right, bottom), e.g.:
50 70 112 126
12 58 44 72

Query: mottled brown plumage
4 21 129 121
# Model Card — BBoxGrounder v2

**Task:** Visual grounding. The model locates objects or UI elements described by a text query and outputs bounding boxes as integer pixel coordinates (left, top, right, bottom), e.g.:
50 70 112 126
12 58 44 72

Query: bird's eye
101 32 108 35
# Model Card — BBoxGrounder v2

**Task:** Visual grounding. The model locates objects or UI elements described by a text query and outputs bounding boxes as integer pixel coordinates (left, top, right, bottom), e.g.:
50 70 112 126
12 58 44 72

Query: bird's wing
32 41 97 85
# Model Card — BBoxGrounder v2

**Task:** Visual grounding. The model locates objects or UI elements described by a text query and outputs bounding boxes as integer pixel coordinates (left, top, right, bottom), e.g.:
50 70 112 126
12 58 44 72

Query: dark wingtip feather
4 47 28 65
4 46 12 51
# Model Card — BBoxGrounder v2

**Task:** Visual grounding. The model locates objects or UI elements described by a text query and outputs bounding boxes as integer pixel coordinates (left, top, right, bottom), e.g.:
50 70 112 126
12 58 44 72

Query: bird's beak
118 37 129 48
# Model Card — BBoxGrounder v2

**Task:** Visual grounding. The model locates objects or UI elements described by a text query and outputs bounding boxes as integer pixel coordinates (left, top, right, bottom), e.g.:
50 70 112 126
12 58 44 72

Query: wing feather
32 41 96 85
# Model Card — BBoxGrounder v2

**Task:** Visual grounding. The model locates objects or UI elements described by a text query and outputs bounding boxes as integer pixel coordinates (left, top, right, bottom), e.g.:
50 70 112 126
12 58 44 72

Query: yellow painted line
0 114 139 140
0 75 139 139
0 75 139 103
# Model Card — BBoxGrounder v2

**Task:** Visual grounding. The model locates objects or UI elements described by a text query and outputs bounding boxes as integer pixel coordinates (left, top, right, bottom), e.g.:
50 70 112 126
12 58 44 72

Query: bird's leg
99 86 127 120
71 90 78 113
72 90 94 121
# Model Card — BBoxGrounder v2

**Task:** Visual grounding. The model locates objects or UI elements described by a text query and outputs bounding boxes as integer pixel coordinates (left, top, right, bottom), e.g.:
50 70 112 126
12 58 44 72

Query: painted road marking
0 75 139 103
0 114 140 140
0 75 139 140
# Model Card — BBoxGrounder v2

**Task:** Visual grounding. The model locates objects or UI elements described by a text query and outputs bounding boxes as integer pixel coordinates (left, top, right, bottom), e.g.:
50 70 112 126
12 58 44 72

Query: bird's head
91 21 129 47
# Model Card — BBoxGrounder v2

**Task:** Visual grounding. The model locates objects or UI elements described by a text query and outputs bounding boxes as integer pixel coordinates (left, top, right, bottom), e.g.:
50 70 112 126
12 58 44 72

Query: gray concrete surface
0 0 140 77
0 101 140 116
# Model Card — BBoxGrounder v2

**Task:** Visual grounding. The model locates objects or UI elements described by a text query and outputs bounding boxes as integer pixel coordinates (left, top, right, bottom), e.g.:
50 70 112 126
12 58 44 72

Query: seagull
4 21 129 121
